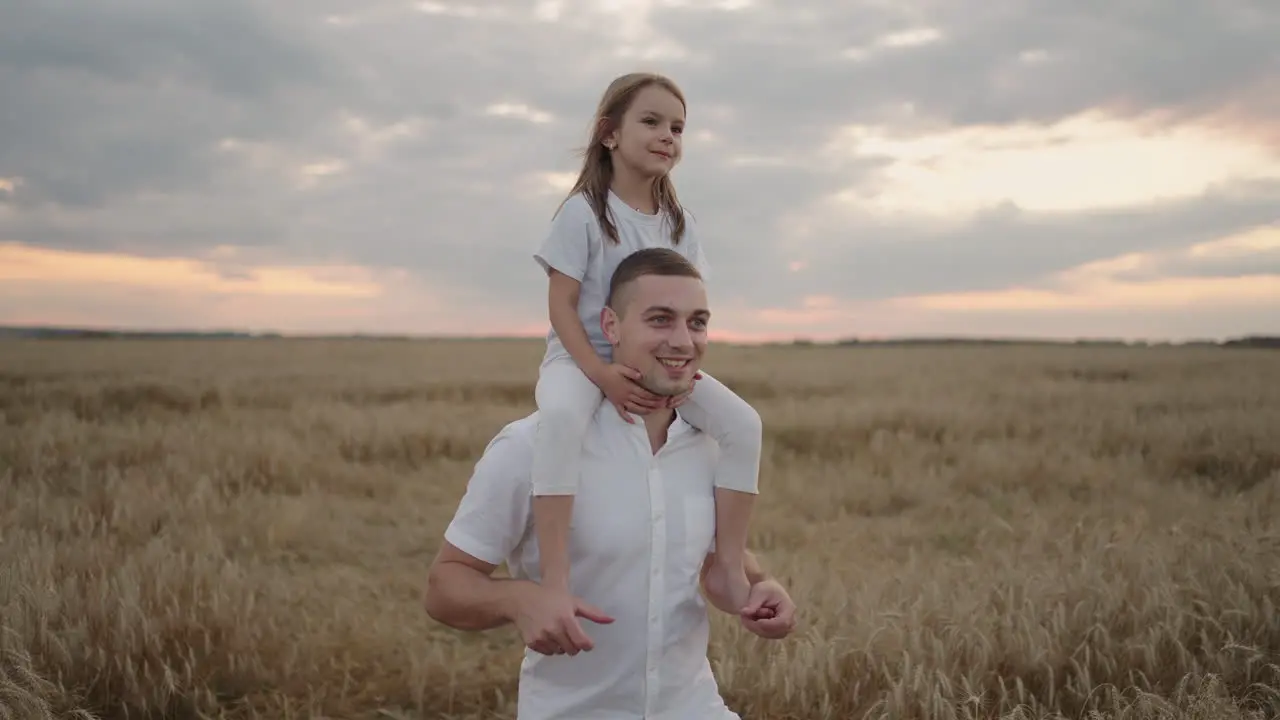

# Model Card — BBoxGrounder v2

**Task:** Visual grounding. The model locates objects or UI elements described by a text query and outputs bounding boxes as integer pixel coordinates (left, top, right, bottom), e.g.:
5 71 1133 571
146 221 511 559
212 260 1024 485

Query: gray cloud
0 0 345 212
1150 254 1280 282
1108 223 1280 283
656 0 1279 136
0 0 1277 337
788 179 1280 303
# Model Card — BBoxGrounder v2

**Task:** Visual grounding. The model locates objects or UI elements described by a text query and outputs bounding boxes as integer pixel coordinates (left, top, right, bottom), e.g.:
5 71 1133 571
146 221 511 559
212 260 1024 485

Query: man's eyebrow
642 305 676 315
642 305 710 317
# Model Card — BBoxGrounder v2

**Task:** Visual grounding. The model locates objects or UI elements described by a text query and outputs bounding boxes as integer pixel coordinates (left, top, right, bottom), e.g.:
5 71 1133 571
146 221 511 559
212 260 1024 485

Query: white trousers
531 355 762 497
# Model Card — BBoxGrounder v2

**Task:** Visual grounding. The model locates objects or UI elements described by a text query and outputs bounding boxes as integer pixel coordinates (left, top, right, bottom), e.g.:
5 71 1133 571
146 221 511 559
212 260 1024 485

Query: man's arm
423 541 531 631
422 421 616 656
743 550 769 585
423 423 534 631
700 549 770 593
425 539 617 655
702 548 799 639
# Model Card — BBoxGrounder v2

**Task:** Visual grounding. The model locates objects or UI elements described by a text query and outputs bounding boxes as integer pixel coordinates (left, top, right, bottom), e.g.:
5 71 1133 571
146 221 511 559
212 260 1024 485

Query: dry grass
1 338 1278 720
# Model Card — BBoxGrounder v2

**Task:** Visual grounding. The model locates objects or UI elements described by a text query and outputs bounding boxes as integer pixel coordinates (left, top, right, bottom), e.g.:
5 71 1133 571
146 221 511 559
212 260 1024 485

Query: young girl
530 72 763 616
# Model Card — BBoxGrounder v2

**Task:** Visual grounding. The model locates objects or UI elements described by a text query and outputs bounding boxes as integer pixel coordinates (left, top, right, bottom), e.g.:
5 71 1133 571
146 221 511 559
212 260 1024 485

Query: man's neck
610 173 658 215
639 406 677 454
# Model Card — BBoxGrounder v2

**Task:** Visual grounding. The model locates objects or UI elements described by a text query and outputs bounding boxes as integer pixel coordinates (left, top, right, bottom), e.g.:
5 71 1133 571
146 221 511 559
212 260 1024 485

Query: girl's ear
596 117 617 149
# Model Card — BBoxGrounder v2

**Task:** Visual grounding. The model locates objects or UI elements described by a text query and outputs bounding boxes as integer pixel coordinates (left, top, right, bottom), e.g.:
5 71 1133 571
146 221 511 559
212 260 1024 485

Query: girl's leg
530 357 604 589
675 371 762 609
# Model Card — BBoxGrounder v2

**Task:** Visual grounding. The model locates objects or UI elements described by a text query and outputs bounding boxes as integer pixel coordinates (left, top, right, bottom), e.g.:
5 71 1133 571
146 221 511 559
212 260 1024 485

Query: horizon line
2 322 1277 347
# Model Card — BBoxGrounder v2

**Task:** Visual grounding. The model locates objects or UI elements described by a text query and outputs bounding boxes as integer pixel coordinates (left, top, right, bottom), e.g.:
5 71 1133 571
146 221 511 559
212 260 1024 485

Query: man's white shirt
443 401 740 720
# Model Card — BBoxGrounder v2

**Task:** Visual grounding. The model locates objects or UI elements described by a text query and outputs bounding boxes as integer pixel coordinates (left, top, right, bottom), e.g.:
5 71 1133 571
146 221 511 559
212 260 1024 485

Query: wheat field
1 338 1278 720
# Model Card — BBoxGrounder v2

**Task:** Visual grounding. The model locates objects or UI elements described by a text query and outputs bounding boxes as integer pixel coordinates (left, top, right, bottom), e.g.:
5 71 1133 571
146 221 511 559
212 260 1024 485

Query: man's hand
737 579 797 640
512 583 615 656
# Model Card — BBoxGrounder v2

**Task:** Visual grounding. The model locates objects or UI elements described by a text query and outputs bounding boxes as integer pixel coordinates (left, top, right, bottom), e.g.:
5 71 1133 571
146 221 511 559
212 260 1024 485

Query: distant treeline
1 326 1276 349
1220 336 1280 349
825 335 1280 349
0 327 263 340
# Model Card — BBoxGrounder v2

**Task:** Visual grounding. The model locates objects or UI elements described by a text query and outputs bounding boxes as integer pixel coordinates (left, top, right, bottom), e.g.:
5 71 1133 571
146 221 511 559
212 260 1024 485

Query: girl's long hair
556 72 688 245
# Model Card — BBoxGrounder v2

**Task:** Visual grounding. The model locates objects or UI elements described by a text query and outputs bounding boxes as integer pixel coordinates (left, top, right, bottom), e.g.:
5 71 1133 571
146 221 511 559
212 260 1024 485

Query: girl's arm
547 269 608 383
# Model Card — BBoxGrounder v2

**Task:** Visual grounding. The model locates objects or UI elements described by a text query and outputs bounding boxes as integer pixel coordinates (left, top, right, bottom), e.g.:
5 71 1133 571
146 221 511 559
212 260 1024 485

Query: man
423 247 798 720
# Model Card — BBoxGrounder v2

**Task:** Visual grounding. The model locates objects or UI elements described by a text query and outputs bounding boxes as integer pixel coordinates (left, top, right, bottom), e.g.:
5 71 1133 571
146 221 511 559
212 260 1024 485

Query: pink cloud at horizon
2 233 1278 344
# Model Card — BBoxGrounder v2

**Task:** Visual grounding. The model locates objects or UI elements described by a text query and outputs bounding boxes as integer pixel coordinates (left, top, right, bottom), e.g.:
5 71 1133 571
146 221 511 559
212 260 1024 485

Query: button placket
644 458 666 716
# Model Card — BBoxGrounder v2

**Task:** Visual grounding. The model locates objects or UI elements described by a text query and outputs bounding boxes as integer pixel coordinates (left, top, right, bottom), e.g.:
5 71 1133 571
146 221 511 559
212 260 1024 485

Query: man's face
602 274 708 397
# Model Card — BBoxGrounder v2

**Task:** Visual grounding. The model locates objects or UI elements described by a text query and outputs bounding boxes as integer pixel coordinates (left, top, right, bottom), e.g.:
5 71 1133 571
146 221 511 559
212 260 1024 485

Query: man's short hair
605 248 703 311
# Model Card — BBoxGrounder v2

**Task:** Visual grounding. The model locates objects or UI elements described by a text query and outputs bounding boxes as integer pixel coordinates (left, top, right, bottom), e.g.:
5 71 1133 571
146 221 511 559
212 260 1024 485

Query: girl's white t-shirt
533 189 710 368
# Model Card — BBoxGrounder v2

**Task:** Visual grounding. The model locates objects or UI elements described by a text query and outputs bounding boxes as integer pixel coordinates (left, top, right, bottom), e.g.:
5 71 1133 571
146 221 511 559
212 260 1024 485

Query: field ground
1 338 1278 719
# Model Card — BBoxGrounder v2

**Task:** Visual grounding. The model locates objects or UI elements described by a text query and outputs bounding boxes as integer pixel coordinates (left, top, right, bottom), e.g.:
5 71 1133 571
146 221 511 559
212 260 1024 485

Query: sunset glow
0 243 383 297
4 224 1278 340
907 275 1280 312
829 113 1280 218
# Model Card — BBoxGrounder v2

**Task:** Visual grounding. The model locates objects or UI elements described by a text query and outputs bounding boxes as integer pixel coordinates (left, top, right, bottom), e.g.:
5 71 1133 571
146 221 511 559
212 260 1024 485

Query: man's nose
668 321 693 346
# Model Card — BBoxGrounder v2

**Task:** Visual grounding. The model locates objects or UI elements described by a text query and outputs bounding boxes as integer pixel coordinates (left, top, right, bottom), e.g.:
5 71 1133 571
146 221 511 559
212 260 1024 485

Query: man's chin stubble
640 381 676 397
640 377 691 398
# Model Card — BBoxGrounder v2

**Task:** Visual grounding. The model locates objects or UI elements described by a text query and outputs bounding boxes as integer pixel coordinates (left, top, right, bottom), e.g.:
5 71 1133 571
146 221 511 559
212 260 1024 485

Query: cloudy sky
2 0 1277 342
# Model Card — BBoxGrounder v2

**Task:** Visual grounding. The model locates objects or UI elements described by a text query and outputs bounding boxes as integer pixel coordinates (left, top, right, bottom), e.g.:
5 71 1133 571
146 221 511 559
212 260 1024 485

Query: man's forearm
424 562 527 631
744 550 770 585
703 549 771 590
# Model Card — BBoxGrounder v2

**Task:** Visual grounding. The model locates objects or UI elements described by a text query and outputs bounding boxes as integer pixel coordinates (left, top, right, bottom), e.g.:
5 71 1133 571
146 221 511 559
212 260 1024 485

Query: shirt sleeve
443 425 534 566
533 194 594 282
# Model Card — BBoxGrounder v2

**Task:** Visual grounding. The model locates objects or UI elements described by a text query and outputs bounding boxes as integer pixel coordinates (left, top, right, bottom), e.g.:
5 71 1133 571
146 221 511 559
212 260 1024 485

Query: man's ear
600 306 621 346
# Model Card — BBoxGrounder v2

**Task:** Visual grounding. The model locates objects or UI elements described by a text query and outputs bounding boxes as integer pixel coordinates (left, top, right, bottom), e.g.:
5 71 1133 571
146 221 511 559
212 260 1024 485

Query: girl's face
606 84 685 179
